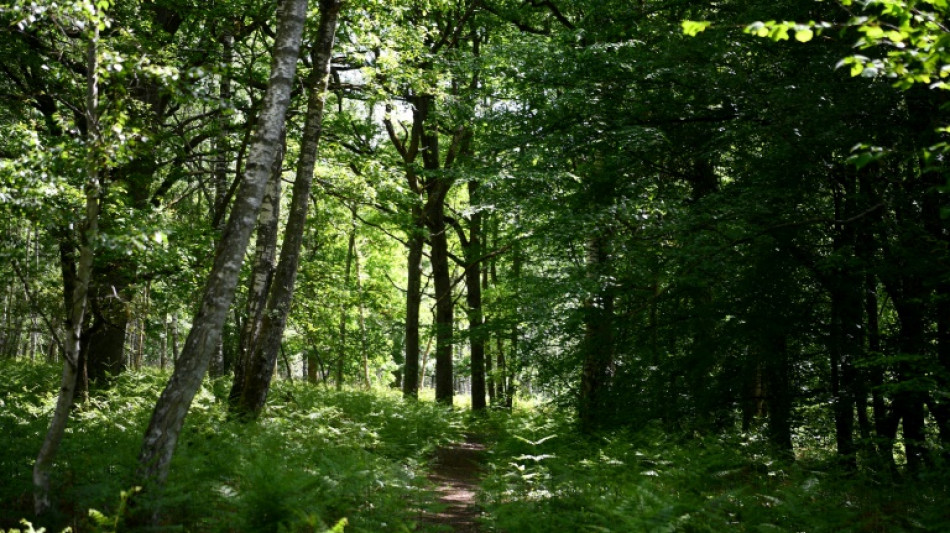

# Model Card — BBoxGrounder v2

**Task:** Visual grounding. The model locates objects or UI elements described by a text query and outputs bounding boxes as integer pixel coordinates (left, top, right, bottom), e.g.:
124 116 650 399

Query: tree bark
579 235 614 430
83 263 131 383
354 226 371 389
335 221 357 391
816 172 865 468
231 0 342 417
465 180 486 410
170 315 179 364
228 134 283 408
34 26 101 515
209 30 235 378
412 94 456 405
765 333 793 459
136 0 307 487
402 207 424 398
484 233 496 406
429 197 455 404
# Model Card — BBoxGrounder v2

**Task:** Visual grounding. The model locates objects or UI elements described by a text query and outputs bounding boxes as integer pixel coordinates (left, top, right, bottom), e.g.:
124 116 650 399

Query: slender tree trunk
136 0 307 488
354 229 371 389
160 317 168 371
482 218 495 404
579 235 613 430
466 180 486 410
335 221 356 391
488 240 509 407
934 281 950 449
893 292 929 472
826 177 863 468
430 206 454 404
420 331 434 389
829 286 858 467
34 27 101 515
170 315 179 365
208 30 235 378
390 323 405 389
228 135 283 407
765 333 793 459
136 282 150 369
403 210 424 398
226 0 341 419
28 230 37 362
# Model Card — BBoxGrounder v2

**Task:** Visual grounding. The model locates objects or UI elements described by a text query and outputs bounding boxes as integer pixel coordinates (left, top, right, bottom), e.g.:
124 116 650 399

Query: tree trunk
420 330 434 389
84 264 131 383
228 135 283 408
765 333 793 459
354 227 371 389
34 27 101 515
466 180 486 410
489 237 511 408
430 203 454 404
228 0 341 418
579 235 613 430
160 317 168 371
409 93 455 405
170 315 179 364
335 221 356 391
390 323 405 389
892 290 929 472
402 209 424 398
136 0 307 488
482 219 495 404
934 281 950 448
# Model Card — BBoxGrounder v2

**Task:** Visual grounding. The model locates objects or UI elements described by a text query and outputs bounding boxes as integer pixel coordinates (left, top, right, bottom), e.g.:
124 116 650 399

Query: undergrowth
5 360 949 532
473 407 950 533
0 361 464 532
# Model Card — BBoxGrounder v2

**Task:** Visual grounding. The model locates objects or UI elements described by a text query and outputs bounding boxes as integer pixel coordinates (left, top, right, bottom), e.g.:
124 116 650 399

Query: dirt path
417 437 486 532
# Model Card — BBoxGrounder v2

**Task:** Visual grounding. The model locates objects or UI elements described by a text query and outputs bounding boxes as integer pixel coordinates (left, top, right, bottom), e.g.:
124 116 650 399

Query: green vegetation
3 361 948 531
0 361 462 531
478 408 950 532
2 0 950 531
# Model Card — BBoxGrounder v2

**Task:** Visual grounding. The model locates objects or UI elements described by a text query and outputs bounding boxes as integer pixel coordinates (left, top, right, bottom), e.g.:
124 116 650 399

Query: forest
1 0 949 531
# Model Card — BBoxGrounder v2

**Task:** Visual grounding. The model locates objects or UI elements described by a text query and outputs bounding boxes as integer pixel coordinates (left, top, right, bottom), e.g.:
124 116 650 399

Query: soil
417 436 486 532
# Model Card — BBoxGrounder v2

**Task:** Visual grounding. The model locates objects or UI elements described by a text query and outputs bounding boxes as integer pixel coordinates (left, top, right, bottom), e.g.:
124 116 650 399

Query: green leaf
681 20 711 37
864 25 885 40
324 517 348 533
794 28 814 42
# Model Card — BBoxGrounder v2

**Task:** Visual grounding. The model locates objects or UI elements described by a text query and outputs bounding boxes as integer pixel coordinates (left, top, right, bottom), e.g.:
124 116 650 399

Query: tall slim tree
230 0 344 417
33 14 101 515
136 0 309 486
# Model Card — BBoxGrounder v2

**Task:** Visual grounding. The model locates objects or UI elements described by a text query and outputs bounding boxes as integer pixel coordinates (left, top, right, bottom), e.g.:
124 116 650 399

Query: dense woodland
1 0 950 531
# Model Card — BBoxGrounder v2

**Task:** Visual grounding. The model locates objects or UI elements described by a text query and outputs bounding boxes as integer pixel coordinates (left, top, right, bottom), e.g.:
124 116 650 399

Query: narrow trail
417 436 486 532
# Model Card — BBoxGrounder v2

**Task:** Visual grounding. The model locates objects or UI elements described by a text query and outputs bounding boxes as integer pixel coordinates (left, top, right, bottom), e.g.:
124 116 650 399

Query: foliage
478 407 950 532
2 0 950 531
0 361 463 532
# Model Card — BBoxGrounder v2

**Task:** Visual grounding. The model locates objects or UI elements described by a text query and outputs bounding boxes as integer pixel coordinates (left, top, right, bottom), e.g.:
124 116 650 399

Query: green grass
0 361 464 532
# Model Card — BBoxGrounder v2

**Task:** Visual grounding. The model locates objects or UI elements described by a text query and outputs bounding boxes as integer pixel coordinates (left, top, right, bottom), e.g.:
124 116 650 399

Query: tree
32 4 102 514
229 0 344 418
136 0 309 488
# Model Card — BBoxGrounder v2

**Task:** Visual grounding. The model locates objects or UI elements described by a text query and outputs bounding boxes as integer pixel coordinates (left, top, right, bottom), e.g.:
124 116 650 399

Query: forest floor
418 435 486 532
